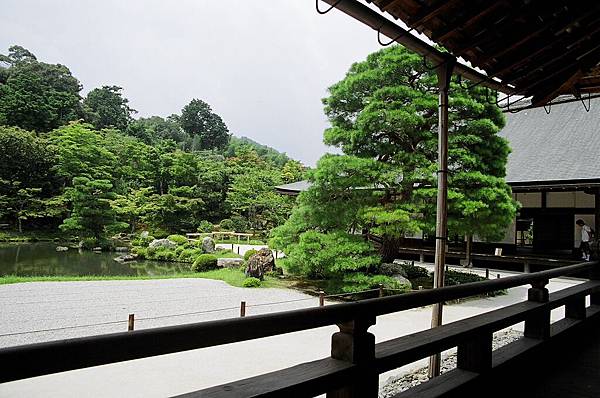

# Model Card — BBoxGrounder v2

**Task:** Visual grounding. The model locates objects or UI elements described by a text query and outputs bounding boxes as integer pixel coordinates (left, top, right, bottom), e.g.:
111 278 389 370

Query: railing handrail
0 261 596 383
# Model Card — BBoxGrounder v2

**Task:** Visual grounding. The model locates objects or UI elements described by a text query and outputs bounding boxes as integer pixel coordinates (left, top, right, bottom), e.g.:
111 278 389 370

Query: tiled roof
500 98 600 183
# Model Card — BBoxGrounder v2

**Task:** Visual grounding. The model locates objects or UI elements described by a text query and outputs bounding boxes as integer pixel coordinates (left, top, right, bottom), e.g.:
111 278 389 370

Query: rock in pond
114 254 138 263
55 246 69 252
217 258 244 268
115 246 129 252
148 239 177 250
202 236 216 253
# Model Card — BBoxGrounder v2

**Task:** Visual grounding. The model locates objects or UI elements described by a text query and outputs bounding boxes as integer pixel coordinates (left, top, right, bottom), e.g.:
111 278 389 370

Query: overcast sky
1 0 384 165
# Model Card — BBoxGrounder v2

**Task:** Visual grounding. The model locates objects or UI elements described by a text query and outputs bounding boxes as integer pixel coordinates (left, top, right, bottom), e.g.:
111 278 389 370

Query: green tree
180 99 230 150
60 177 127 243
83 85 136 130
0 45 82 132
48 122 118 183
127 115 186 145
276 45 517 263
281 160 305 183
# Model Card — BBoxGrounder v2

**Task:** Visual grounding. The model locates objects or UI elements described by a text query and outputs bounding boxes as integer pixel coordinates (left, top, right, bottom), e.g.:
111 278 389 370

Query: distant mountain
225 136 291 167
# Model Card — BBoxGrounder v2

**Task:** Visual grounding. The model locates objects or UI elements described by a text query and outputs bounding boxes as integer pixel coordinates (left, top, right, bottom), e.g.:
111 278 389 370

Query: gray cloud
0 0 381 165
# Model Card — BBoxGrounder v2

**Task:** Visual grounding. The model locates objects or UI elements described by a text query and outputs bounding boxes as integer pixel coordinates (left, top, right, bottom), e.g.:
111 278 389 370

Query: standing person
576 219 593 261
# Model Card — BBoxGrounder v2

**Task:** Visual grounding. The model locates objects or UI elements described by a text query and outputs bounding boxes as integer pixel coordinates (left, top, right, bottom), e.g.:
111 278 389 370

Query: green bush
242 277 261 288
341 273 411 294
196 220 213 233
285 231 380 279
151 229 169 238
191 254 218 272
219 218 234 231
133 247 148 258
132 234 155 247
178 248 203 263
80 237 99 249
175 246 185 255
399 262 430 280
150 247 177 261
379 262 408 277
244 249 258 261
167 234 188 245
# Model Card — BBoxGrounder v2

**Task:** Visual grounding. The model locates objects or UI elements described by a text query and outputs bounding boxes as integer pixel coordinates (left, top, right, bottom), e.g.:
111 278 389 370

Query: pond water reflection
0 243 189 276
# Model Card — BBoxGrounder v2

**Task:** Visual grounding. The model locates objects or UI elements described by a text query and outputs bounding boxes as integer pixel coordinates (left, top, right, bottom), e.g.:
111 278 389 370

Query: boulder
140 231 150 239
379 263 408 278
115 246 129 253
92 247 102 253
392 275 411 288
148 239 177 250
217 257 244 268
202 236 216 253
245 248 275 280
55 246 69 252
114 254 138 263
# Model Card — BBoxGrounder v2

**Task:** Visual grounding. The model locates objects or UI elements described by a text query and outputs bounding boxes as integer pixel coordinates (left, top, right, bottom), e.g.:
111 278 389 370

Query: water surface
0 243 190 276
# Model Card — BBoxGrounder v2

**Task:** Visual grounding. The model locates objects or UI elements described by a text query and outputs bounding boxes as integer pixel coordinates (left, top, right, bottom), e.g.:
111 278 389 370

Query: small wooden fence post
240 301 246 317
378 284 384 298
128 314 135 331
485 268 489 279
319 291 325 307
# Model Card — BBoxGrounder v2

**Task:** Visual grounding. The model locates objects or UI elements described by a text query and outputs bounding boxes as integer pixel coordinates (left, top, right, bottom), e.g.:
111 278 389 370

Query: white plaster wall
515 192 542 208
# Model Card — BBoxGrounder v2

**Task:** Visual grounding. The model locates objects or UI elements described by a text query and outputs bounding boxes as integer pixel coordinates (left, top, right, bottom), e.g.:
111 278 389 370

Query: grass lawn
0 268 290 289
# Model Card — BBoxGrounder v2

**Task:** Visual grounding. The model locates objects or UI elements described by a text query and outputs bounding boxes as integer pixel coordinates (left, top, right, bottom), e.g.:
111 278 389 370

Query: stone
140 231 149 239
55 246 69 252
217 258 244 268
148 239 177 250
202 236 216 253
392 275 411 287
380 262 408 278
92 247 102 252
114 254 138 263
115 246 129 252
245 248 275 280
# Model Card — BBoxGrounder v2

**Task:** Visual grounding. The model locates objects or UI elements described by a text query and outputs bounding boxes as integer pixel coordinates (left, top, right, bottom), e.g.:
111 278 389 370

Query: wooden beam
407 0 459 29
432 2 505 42
379 0 402 12
531 69 583 107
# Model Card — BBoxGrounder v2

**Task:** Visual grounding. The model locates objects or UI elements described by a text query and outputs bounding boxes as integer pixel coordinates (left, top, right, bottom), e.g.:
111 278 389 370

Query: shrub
178 248 203 263
151 229 169 238
167 234 188 245
242 277 261 288
191 254 218 272
80 237 99 250
399 262 430 280
196 220 213 233
341 273 411 294
379 262 408 277
244 249 258 261
219 218 234 231
285 231 380 279
133 247 148 258
132 234 155 247
151 247 177 261
175 246 185 255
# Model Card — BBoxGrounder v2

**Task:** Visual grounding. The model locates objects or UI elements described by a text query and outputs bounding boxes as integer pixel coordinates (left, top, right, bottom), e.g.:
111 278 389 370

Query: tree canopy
83 85 136 130
180 99 230 150
272 45 518 267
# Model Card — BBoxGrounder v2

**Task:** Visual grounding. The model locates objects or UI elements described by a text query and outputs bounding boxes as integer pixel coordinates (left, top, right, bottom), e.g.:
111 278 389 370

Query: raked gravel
379 329 524 397
0 278 317 348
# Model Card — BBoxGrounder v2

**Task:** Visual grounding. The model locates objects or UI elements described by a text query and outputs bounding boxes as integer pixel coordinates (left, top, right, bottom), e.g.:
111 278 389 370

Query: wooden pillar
327 317 377 398
524 279 550 340
595 191 600 244
465 234 473 267
429 57 455 379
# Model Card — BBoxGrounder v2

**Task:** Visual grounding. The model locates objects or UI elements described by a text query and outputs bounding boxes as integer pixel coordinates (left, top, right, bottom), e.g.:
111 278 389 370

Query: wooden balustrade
1 261 599 398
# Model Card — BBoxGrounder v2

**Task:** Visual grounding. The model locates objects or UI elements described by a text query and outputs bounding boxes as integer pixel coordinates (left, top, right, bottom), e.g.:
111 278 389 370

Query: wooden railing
1 262 599 397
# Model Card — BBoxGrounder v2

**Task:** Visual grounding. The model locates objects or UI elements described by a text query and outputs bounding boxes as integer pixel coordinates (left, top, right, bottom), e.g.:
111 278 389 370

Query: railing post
327 316 377 398
319 291 325 307
565 296 586 320
378 284 384 298
240 301 246 317
457 332 492 372
128 314 135 331
589 262 600 305
524 279 550 340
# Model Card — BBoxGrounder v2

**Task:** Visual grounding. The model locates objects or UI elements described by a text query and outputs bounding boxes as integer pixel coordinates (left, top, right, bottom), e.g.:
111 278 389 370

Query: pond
0 243 191 277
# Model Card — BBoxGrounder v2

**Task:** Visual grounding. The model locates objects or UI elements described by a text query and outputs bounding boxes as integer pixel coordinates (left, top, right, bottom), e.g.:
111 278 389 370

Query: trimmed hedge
244 249 258 261
167 234 188 245
191 254 218 272
242 277 261 288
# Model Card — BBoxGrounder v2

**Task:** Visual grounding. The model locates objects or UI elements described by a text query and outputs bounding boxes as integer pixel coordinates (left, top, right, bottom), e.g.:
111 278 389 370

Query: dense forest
0 45 304 246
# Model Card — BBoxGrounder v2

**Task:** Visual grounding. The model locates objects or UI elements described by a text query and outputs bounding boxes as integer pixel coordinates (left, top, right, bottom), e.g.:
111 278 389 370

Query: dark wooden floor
485 324 600 398
520 328 600 397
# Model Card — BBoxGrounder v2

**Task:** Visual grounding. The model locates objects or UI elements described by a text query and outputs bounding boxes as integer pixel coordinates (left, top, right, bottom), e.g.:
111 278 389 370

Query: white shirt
582 225 592 242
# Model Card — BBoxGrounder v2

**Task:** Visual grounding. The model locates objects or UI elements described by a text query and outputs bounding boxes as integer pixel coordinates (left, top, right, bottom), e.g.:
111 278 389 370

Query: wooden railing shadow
1 261 599 397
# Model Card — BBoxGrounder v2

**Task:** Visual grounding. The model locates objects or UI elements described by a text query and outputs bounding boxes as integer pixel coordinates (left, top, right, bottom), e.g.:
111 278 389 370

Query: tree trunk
18 218 22 233
465 234 473 267
380 236 400 263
